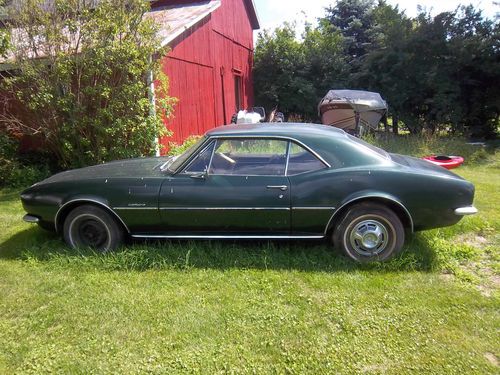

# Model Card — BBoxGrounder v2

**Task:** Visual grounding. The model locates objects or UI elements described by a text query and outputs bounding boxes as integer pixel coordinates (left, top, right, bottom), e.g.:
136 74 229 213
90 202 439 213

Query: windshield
347 134 390 159
166 136 208 172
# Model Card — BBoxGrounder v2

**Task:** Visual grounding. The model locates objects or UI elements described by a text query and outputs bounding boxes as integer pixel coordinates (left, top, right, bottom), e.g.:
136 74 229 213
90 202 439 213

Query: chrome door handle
266 185 288 191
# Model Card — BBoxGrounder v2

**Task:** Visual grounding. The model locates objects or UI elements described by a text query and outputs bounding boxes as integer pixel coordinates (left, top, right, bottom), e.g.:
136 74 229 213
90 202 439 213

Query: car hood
38 156 173 185
390 153 464 179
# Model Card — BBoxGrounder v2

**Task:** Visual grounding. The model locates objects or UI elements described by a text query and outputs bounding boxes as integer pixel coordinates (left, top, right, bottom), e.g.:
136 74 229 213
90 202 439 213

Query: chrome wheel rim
349 219 389 256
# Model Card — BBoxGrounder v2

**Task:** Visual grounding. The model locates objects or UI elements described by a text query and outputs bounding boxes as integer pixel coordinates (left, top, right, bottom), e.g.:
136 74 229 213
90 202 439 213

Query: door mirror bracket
189 172 207 180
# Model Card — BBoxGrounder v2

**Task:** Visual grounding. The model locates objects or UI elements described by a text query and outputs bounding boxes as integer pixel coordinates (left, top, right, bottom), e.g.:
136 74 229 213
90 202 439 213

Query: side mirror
189 171 207 180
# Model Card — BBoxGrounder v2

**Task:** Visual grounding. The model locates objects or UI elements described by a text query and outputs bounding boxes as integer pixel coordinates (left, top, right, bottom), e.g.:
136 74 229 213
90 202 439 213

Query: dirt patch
484 352 498 367
439 273 455 282
455 233 489 249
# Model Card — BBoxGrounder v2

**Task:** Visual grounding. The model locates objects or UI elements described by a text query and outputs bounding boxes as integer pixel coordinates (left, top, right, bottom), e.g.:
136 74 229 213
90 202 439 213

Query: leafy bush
0 133 51 187
167 135 202 156
0 0 176 170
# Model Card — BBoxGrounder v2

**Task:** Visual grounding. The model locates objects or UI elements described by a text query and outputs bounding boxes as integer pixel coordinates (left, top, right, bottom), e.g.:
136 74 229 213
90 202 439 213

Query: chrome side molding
454 206 478 215
131 234 325 240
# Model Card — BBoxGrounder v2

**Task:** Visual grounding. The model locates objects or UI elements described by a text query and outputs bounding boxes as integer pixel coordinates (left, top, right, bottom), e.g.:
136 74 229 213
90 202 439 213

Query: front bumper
23 214 40 223
454 206 478 216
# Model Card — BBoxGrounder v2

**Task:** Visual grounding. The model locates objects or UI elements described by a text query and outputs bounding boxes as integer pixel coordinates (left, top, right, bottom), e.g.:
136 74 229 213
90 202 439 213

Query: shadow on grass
0 226 441 273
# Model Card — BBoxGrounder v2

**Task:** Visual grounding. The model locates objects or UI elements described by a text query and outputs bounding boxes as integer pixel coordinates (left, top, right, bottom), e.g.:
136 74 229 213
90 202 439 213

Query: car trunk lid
390 153 464 179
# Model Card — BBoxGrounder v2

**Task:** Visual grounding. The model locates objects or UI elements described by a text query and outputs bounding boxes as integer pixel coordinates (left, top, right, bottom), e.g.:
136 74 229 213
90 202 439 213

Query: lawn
0 138 499 374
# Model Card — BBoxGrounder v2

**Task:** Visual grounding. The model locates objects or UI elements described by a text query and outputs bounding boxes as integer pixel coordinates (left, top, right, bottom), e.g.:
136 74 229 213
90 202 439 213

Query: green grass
0 138 499 374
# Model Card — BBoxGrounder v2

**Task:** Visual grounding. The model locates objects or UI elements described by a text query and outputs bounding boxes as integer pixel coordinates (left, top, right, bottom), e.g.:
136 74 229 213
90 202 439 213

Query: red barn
149 0 260 151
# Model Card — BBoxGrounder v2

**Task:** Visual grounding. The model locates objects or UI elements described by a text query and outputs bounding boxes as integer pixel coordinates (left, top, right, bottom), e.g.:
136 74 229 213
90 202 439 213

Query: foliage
253 22 347 120
0 0 10 58
0 142 498 372
167 135 202 156
359 4 500 137
253 24 313 119
0 0 176 170
0 133 51 187
324 0 375 65
253 0 500 138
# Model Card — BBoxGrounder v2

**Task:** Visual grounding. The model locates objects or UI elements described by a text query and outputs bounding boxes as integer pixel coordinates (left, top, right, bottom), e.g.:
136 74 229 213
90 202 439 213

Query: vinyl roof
207 123 347 139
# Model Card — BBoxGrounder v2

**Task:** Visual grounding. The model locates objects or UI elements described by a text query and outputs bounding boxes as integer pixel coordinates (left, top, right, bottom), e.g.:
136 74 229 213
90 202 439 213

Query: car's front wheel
333 202 405 262
63 205 124 252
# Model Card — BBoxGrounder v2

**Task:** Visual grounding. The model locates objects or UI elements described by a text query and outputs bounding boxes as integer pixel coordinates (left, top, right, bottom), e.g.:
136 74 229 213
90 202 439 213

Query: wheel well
326 197 413 235
56 201 129 234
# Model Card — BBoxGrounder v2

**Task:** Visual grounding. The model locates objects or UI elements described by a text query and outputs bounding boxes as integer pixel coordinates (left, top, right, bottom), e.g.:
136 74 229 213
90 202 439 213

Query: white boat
318 90 387 134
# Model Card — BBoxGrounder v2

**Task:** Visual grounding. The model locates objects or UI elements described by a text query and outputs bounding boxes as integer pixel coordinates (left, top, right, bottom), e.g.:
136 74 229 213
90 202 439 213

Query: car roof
206 123 348 141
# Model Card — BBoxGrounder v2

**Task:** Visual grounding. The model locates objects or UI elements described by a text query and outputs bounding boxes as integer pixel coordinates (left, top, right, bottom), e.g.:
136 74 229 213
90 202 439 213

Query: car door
286 141 334 235
159 138 291 236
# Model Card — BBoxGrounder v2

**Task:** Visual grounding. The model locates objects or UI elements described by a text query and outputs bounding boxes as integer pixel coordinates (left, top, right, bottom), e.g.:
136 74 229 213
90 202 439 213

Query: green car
21 123 477 262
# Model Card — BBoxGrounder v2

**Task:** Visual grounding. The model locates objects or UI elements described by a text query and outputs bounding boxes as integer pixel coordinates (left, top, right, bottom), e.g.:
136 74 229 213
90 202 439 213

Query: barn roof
147 1 222 47
0 0 260 68
244 0 260 30
148 0 260 47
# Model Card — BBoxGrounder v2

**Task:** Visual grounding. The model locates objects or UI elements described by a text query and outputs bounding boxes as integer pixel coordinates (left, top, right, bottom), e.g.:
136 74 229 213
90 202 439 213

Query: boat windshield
166 136 208 172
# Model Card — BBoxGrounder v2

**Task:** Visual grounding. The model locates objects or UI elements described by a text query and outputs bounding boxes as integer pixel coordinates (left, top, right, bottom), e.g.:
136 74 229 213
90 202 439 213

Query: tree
356 3 499 137
353 1 412 133
0 0 176 169
253 22 346 120
446 6 500 138
253 23 315 119
0 1 10 57
324 0 375 67
302 19 349 103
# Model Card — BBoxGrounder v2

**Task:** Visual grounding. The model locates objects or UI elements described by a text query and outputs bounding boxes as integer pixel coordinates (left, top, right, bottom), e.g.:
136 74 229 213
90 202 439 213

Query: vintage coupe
21 123 477 262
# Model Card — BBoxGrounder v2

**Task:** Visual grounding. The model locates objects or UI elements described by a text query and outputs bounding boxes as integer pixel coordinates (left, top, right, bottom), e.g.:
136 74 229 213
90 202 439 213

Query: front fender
54 195 129 233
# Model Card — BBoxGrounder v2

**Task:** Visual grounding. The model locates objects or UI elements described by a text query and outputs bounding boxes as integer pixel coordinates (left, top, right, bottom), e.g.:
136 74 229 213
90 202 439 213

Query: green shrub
168 135 202 156
0 133 52 187
1 0 176 170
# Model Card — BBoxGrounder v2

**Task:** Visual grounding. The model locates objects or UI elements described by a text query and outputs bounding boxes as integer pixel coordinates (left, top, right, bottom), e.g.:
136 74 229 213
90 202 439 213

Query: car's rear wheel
63 205 123 252
333 202 404 262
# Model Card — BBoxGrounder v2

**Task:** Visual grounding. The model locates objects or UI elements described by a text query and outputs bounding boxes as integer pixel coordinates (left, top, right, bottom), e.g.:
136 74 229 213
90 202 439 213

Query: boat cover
318 90 387 132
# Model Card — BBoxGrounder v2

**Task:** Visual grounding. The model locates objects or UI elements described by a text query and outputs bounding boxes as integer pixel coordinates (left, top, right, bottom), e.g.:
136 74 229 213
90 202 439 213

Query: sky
253 0 499 38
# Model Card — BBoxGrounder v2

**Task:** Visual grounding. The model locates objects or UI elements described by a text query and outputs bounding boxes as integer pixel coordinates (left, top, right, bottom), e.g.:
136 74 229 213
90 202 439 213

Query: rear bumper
23 214 40 223
454 206 478 216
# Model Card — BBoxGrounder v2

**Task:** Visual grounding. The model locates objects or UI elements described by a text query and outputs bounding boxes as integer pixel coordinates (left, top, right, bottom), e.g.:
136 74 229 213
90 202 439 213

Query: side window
210 139 287 176
287 142 326 175
183 142 215 174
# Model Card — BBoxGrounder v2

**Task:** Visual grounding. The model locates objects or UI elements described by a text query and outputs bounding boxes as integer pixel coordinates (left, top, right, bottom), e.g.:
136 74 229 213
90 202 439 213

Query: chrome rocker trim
131 234 325 240
159 207 291 211
454 206 478 216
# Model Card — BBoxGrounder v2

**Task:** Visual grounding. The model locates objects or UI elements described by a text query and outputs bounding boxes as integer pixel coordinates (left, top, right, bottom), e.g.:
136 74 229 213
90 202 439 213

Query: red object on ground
422 155 464 169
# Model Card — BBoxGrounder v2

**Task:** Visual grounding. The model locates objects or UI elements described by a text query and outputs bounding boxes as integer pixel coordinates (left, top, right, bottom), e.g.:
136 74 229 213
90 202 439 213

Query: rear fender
325 191 414 234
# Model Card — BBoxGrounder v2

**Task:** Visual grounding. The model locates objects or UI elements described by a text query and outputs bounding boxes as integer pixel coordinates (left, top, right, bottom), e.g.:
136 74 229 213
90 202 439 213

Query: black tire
333 202 405 262
63 205 124 252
